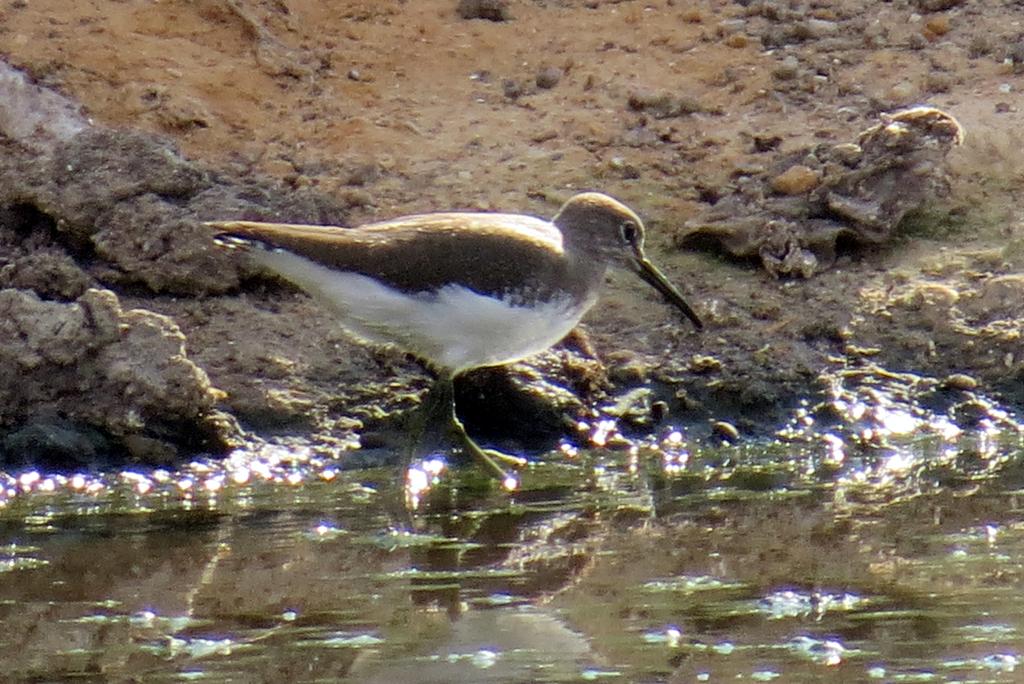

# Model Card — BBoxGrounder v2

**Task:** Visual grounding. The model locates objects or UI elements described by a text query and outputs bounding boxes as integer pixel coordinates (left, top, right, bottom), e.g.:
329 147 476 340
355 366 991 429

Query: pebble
889 80 919 102
830 143 862 166
925 72 953 93
456 0 510 22
908 32 928 50
770 164 820 195
943 373 978 391
804 19 839 38
772 55 800 80
530 129 558 143
725 34 750 49
924 15 951 37
688 355 722 374
337 188 374 208
535 66 563 90
502 79 525 99
914 0 965 10
711 421 740 442
717 19 747 36
627 90 703 118
681 9 703 23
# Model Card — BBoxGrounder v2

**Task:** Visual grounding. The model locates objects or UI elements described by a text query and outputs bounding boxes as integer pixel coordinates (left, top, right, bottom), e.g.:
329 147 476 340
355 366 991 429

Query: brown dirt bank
0 0 1021 467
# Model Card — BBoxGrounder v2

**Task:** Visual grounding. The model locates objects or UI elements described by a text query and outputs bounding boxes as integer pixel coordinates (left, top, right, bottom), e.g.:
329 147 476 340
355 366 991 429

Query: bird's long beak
633 256 703 330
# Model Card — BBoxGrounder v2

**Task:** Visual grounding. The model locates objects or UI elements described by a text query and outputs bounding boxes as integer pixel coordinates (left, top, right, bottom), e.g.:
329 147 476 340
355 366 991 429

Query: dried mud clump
0 288 233 468
680 107 965 277
0 127 352 295
0 65 358 465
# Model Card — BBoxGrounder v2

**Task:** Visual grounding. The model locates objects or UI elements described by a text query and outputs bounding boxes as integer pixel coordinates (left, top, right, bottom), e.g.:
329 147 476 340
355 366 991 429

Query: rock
0 248 93 300
770 164 821 195
924 15 951 37
503 78 525 99
711 420 740 441
1 416 110 471
0 62 88 150
772 55 801 80
888 80 919 103
535 66 564 90
679 107 964 277
627 90 703 118
913 0 965 10
0 287 234 465
456 0 511 22
725 33 750 49
804 19 839 38
0 126 353 296
943 373 978 391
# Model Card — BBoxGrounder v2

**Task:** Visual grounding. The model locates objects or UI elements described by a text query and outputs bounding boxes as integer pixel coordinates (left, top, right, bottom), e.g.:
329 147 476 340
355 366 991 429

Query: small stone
456 0 510 22
530 129 558 143
717 19 747 36
943 373 978 391
336 188 374 208
913 0 965 10
502 79 525 99
688 354 722 374
607 352 649 385
711 420 740 441
772 55 800 80
770 164 820 195
967 35 992 58
804 19 839 38
753 135 783 153
908 32 928 50
924 15 951 36
627 90 702 118
1006 41 1024 73
830 143 862 166
724 33 749 49
889 80 919 102
925 72 953 93
535 66 563 90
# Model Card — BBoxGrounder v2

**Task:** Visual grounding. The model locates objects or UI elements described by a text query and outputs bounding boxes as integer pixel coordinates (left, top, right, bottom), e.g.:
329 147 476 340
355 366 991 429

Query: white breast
251 249 598 373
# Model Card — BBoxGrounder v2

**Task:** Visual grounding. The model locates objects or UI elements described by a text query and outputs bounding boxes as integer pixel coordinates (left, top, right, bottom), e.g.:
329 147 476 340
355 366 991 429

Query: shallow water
2 389 1024 683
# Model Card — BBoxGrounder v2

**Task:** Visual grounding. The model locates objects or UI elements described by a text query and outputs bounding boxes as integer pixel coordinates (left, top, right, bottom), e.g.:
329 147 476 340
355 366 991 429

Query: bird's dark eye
619 220 639 244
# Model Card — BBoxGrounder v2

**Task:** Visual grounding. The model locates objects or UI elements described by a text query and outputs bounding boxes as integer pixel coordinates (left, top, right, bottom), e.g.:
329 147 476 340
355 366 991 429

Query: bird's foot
452 428 527 491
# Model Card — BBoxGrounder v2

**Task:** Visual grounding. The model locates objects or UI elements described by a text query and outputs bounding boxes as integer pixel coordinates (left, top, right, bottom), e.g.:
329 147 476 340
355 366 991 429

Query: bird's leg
414 374 527 483
407 374 455 459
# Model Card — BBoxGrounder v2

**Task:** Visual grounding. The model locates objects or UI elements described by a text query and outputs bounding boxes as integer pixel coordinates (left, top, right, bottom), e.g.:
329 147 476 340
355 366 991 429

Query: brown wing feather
206 216 597 303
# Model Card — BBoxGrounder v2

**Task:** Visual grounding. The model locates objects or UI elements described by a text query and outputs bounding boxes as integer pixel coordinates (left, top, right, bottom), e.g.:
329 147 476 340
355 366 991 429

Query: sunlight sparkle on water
660 430 690 474
643 626 683 647
790 635 847 666
876 406 918 436
18 471 40 491
312 522 345 540
559 441 579 459
821 433 845 465
405 457 448 509
590 419 617 447
881 450 916 476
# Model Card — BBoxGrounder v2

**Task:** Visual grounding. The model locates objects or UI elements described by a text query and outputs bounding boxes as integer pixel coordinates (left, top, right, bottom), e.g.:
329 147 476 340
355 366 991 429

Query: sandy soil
0 0 1022 462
